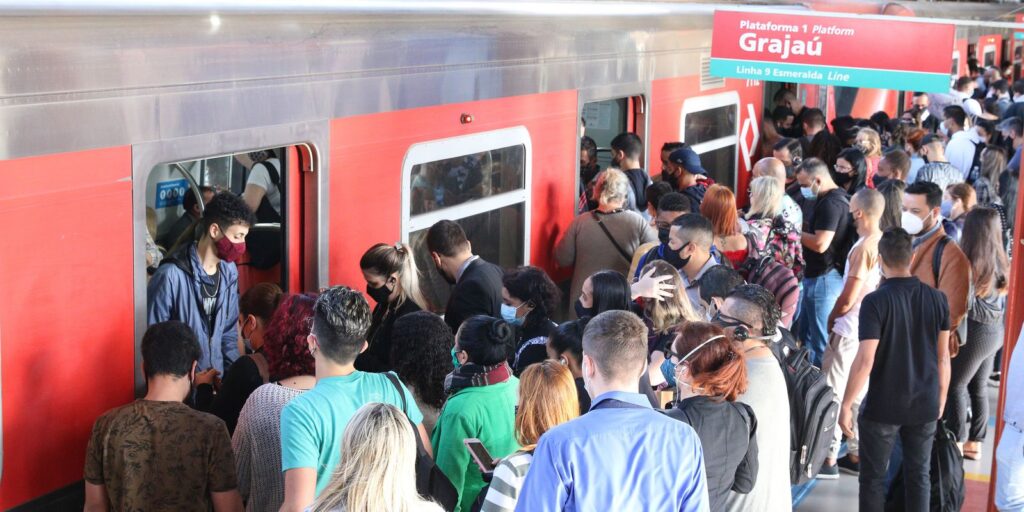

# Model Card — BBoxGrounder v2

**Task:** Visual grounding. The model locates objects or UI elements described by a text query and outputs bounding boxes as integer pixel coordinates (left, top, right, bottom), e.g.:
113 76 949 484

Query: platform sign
155 179 189 209
710 10 955 92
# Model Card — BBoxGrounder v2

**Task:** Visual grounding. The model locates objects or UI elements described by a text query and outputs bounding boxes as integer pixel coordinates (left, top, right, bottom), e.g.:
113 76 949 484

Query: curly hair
726 284 781 337
201 191 255 233
502 266 561 328
390 311 454 410
263 293 317 381
313 286 372 364
457 316 516 366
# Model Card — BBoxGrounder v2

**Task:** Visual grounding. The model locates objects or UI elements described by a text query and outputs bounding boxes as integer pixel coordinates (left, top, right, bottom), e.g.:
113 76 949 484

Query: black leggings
944 318 1004 443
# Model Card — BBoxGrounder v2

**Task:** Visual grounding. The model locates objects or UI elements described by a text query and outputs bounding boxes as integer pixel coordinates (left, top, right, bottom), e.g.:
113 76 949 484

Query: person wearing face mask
832 147 867 194
665 146 714 213
426 220 504 335
83 321 244 512
194 282 282 433
659 141 687 190
664 321 759 512
639 260 702 390
433 316 520 512
855 128 883 188
609 132 653 214
516 311 710 512
914 134 963 193
573 270 632 319
667 213 720 312
902 181 971 355
713 285 792 512
941 105 978 183
501 266 561 375
630 192 691 280
943 183 976 241
874 149 910 187
546 318 593 414
149 191 254 376
355 242 428 372
795 159 852 367
816 189 884 479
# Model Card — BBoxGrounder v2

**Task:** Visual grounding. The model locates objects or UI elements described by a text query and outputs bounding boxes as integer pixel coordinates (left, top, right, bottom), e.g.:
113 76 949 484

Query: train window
681 91 740 190
582 98 629 170
403 127 532 312
145 146 291 288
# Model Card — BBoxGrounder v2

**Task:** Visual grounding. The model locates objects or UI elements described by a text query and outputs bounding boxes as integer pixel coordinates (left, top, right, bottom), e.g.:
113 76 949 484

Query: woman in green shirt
431 315 520 512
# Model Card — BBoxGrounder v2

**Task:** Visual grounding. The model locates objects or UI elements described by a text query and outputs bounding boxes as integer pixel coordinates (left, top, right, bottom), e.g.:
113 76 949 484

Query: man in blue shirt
515 310 710 512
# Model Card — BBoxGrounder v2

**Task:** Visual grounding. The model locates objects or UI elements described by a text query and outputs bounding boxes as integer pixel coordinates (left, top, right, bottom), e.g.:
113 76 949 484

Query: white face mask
901 210 926 235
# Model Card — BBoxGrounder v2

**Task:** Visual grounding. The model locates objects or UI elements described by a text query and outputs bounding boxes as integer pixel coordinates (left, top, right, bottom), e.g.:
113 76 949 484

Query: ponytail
359 243 428 310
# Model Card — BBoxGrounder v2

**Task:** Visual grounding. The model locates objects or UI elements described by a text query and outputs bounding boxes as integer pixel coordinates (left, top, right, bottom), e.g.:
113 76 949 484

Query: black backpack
966 141 985 185
771 332 839 485
884 420 965 512
245 159 283 270
384 373 459 510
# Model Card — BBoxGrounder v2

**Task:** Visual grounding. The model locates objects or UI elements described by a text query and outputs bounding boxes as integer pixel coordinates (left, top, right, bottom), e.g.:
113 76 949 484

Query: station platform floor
796 388 999 511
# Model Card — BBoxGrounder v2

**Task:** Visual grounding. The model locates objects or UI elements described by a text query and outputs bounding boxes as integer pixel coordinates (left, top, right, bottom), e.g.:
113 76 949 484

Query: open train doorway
578 94 647 213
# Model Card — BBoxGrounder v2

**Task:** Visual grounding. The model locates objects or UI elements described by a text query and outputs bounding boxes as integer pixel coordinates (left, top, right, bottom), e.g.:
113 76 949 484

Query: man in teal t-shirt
279 286 427 511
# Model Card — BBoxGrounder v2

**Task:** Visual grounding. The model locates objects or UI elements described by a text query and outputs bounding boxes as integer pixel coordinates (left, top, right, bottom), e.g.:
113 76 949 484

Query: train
1 1 1022 509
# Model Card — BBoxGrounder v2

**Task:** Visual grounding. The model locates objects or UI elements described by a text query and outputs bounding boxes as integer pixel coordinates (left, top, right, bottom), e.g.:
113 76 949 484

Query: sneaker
837 455 860 475
817 461 839 480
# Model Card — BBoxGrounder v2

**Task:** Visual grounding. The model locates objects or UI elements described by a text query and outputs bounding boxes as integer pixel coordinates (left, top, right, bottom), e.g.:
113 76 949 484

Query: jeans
823 332 866 459
859 416 936 512
798 269 844 367
997 424 1024 511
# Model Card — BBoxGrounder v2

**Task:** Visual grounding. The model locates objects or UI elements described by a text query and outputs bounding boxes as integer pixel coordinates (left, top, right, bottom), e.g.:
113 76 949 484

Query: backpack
771 336 839 485
245 160 283 269
746 216 805 280
932 236 970 351
884 420 965 512
384 373 459 510
743 256 800 328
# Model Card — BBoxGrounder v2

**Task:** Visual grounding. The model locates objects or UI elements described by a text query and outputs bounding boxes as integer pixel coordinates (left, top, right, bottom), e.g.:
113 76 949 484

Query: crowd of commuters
85 77 1024 512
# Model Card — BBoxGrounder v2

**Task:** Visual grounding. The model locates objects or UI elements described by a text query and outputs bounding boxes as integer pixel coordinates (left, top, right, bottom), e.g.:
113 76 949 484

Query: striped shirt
480 450 534 512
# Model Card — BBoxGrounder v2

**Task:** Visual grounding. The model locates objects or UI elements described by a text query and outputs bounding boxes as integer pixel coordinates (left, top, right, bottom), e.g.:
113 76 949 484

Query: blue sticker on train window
155 179 189 209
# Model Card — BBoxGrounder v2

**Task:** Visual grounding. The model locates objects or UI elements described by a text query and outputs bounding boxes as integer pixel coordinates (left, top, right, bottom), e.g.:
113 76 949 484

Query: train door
132 123 326 392
952 50 962 88
577 87 649 212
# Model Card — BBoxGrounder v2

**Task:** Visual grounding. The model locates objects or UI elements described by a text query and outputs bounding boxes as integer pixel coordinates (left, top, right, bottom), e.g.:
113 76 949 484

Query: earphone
731 324 775 342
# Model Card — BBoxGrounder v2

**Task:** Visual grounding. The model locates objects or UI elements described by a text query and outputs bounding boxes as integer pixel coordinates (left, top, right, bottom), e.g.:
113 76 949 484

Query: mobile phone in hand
463 438 496 474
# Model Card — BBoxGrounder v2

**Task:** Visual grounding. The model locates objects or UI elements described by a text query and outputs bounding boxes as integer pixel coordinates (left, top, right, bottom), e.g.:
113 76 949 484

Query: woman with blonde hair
745 176 805 281
944 207 1010 460
555 168 657 310
479 361 579 512
700 184 749 269
310 403 443 512
640 260 701 354
856 127 883 188
356 242 429 372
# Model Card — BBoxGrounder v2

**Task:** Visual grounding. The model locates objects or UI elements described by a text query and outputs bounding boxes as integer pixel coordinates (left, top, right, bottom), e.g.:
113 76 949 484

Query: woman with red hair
664 321 757 511
700 184 749 268
232 293 318 512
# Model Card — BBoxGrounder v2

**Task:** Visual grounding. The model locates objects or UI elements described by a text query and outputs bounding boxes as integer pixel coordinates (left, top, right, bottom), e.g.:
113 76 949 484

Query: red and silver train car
0 1 1020 509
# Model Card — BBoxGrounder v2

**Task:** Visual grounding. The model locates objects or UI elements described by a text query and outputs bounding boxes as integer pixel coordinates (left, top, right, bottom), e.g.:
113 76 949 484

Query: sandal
963 441 982 461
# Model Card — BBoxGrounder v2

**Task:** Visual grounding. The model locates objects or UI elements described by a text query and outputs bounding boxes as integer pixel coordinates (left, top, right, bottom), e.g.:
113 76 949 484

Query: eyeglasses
834 164 854 173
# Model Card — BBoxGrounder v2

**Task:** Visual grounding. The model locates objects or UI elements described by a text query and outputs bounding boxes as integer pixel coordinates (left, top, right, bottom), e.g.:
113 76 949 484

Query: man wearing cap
664 146 712 214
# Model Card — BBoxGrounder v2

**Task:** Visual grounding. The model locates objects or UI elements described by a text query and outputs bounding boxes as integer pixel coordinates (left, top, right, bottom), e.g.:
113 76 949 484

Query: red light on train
460 113 474 124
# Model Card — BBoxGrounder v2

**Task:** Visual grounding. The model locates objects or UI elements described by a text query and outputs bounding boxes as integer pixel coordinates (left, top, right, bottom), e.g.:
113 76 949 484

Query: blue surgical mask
500 303 526 326
660 358 678 388
800 186 816 199
451 346 461 369
940 199 953 218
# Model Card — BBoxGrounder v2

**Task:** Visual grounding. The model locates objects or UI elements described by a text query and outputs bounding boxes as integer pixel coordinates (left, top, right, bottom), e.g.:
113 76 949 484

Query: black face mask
873 175 889 188
366 279 394 304
833 172 855 186
574 299 594 318
436 264 456 285
657 227 671 244
662 243 686 269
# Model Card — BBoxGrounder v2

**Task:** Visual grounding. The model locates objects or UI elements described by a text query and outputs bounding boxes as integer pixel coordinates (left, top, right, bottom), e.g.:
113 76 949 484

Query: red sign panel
710 10 955 92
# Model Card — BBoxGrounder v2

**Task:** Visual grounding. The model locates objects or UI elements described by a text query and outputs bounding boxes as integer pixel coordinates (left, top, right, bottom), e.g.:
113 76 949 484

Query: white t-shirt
246 158 282 216
945 130 977 181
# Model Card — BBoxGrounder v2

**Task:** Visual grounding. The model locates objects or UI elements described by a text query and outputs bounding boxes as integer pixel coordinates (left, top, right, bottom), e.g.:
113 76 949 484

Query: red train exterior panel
0 147 135 508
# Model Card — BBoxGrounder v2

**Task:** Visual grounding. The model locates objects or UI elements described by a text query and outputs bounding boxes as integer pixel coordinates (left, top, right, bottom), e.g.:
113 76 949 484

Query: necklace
201 273 220 298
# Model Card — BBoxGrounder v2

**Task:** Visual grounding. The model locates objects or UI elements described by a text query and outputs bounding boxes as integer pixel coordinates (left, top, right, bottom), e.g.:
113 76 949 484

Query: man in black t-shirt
610 132 652 213
839 228 951 512
795 158 851 366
